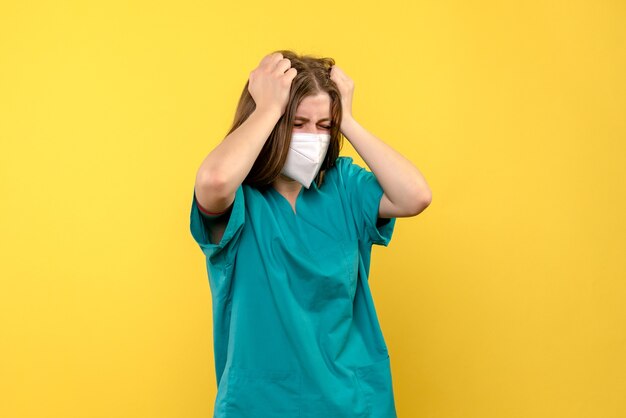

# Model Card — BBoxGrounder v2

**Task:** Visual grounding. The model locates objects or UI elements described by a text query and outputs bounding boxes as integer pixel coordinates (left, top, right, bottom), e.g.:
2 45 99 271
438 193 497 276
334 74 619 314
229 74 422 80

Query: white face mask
280 132 331 189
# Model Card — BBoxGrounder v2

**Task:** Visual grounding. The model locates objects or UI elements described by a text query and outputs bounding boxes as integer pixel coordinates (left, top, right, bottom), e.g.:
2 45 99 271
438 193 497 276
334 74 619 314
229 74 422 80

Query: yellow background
1 1 625 417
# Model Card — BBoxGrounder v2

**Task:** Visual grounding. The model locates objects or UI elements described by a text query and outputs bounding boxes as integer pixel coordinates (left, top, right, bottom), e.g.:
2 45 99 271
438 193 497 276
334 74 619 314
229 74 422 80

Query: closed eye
294 124 331 129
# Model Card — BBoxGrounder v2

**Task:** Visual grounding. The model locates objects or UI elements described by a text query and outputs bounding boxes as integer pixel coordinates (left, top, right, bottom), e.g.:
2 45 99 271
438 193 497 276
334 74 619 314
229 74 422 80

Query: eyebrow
294 116 331 122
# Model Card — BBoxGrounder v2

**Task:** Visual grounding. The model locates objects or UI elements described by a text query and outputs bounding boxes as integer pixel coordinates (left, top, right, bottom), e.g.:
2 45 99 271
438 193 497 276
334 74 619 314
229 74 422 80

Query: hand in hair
329 65 355 124
248 52 298 117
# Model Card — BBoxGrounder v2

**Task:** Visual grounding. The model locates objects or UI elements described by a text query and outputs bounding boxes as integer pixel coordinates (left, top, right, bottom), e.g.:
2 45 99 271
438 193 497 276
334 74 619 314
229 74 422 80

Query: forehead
296 92 331 116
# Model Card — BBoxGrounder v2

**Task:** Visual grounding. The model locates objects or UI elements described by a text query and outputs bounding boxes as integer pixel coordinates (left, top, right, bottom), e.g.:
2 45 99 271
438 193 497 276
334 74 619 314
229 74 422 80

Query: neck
273 174 302 194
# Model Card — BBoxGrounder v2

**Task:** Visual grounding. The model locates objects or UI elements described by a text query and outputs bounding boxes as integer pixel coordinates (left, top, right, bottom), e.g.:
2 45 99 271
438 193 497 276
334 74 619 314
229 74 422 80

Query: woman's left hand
329 65 355 128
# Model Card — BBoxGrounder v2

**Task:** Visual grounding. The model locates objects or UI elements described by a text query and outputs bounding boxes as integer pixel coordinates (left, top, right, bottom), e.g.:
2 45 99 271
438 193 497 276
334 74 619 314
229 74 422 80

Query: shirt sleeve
189 184 245 266
335 156 396 246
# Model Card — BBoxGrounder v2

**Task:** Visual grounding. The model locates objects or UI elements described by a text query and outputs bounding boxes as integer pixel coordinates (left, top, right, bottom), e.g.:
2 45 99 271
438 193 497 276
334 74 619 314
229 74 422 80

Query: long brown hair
224 49 344 190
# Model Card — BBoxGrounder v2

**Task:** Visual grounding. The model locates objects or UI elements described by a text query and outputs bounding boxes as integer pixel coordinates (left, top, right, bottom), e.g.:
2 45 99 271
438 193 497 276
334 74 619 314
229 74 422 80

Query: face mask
280 132 331 189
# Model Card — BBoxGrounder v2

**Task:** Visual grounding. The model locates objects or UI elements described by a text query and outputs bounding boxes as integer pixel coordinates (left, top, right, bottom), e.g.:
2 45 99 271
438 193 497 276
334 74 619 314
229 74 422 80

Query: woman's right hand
248 52 297 116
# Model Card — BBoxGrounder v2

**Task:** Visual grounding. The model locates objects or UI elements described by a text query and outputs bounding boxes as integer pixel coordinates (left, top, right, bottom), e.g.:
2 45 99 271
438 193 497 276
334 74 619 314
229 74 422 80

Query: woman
190 50 432 418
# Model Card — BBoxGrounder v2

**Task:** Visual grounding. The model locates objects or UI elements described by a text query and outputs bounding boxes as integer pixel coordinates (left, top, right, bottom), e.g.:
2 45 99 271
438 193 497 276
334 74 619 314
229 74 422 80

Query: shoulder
330 156 371 185
327 156 356 178
334 155 355 167
317 156 351 190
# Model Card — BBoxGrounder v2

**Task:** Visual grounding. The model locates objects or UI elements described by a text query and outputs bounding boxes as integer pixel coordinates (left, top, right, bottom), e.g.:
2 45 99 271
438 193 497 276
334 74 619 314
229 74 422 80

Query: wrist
254 106 282 121
340 114 356 130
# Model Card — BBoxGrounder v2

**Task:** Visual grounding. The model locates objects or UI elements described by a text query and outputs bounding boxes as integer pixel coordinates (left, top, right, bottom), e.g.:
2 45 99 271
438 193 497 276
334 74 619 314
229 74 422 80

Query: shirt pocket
354 354 398 418
222 366 302 418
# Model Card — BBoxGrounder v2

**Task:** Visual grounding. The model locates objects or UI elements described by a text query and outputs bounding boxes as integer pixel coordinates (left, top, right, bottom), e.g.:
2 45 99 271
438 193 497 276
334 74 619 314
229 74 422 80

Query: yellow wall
1 1 624 417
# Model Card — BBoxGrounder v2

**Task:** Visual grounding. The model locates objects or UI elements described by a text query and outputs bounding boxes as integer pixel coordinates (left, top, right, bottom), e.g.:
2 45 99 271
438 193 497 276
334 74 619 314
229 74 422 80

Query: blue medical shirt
190 156 398 418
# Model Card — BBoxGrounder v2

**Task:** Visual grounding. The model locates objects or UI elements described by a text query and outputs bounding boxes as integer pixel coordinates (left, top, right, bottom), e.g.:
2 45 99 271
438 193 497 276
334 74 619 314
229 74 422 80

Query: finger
274 58 292 75
259 52 276 68
262 52 284 70
331 66 344 80
284 67 298 82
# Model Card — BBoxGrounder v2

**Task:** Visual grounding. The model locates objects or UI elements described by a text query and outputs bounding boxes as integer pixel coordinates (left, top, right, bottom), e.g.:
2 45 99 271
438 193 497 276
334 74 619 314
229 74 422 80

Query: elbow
407 190 432 216
196 168 228 196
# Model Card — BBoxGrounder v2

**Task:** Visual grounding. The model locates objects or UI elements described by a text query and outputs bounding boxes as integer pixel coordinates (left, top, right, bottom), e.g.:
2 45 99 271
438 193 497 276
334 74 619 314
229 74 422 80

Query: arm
194 107 282 213
329 64 432 218
195 52 297 213
341 115 432 217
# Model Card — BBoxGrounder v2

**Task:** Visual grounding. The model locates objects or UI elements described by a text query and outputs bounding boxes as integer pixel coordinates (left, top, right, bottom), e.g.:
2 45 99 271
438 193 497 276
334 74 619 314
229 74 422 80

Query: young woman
190 50 431 418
